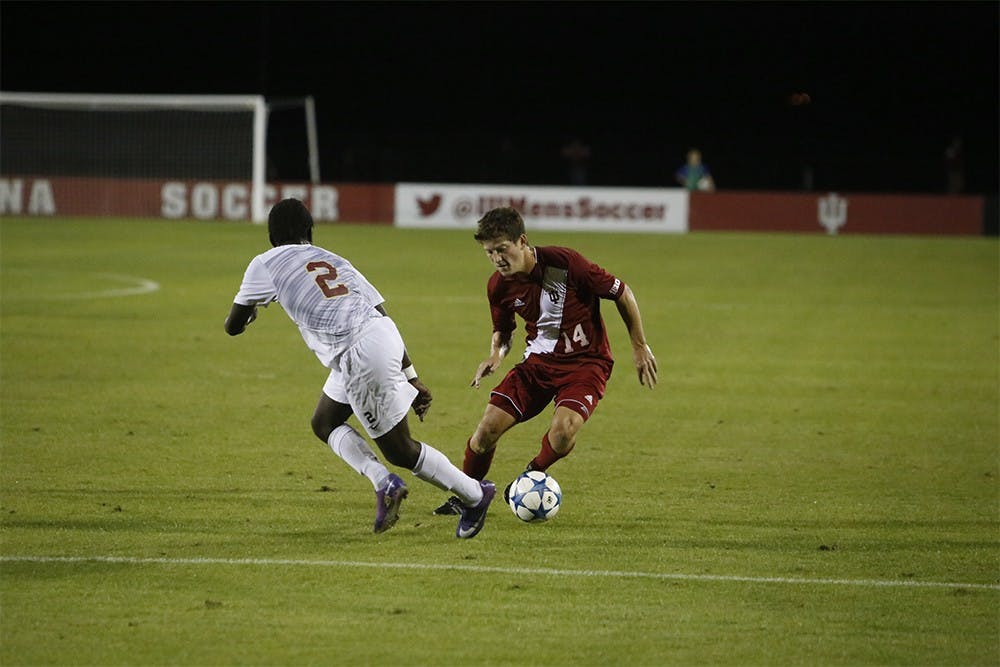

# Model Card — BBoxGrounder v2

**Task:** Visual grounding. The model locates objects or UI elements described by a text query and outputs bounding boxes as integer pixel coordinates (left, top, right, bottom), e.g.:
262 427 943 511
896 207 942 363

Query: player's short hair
268 198 314 247
474 206 525 243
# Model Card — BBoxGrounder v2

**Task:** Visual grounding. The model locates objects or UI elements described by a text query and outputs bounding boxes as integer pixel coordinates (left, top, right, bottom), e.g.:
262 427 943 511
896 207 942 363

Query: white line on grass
2 555 997 591
4 271 161 301
67 273 161 299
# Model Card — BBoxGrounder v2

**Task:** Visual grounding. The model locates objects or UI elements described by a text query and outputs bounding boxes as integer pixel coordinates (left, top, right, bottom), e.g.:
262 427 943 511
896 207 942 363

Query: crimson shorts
489 354 613 423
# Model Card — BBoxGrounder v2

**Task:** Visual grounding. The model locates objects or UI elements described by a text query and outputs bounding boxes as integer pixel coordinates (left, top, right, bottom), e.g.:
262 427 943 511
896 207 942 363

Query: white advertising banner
395 183 689 233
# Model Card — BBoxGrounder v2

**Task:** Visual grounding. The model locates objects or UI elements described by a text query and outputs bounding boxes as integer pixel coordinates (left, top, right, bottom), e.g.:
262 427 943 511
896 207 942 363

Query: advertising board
395 183 689 233
0 177 394 224
688 191 984 235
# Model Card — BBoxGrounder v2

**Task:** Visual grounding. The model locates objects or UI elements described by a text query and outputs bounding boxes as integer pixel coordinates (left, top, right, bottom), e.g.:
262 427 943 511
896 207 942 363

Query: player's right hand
470 359 499 388
635 343 658 389
410 379 433 421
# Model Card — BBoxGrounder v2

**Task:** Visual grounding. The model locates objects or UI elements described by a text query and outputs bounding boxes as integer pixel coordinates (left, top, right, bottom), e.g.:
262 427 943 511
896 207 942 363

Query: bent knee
312 413 348 444
471 407 516 453
311 415 332 443
312 401 351 443
471 424 505 453
549 411 584 443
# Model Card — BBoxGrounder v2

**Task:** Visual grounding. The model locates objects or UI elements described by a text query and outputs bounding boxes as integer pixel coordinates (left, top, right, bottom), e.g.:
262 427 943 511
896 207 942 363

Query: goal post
0 92 284 222
267 95 321 185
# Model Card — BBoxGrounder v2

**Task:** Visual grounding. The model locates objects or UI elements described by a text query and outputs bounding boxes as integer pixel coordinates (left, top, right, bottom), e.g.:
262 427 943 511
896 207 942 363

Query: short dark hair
474 206 525 243
268 198 314 247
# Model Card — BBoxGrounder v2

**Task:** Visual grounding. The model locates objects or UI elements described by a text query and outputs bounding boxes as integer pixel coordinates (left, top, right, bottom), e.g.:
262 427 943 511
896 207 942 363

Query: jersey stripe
525 266 568 357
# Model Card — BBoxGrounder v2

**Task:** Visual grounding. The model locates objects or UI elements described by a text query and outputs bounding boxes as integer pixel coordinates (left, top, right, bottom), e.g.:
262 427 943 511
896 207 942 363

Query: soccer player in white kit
225 198 495 538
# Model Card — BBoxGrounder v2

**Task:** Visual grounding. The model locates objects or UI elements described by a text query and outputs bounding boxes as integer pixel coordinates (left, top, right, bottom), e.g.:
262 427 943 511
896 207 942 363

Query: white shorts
323 316 418 439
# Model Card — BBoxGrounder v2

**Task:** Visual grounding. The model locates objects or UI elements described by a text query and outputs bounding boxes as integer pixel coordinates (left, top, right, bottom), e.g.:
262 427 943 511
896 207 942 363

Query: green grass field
1 217 997 666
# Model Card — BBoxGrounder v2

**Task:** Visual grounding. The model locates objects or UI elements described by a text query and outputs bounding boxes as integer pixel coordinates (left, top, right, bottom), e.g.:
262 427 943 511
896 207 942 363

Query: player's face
481 235 529 276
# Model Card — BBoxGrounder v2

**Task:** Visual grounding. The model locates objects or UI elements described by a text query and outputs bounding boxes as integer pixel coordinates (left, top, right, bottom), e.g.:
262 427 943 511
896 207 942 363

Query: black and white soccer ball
507 470 561 522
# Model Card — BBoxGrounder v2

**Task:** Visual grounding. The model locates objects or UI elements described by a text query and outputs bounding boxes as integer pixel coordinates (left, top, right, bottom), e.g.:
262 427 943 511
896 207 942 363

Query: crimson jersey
487 246 625 366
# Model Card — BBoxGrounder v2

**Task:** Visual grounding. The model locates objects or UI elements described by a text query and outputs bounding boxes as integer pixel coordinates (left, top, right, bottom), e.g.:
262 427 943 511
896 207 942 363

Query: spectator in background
945 135 964 194
675 148 715 192
561 137 591 185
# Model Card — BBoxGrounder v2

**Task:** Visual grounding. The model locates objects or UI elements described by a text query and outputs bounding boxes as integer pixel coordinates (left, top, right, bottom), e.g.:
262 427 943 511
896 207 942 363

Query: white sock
412 442 484 506
328 425 390 490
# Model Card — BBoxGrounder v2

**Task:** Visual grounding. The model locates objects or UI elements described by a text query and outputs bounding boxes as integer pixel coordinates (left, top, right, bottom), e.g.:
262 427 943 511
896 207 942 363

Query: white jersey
234 244 385 368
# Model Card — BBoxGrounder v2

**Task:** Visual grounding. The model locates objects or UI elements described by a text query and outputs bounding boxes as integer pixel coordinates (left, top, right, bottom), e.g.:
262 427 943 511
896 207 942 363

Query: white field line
3 271 162 300
61 273 161 299
2 555 997 591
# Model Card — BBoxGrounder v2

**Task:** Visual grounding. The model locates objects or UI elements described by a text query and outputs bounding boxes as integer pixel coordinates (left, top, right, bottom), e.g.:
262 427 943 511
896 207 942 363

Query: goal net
0 93 269 221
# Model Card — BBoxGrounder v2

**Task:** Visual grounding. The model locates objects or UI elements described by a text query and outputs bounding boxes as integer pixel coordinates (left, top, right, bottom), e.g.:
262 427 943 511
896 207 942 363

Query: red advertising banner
689 191 984 235
3 177 986 236
0 177 394 224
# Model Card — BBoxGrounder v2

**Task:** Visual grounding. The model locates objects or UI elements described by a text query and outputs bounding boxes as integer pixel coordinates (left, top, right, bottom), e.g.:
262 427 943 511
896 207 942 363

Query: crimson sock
529 433 573 472
462 440 495 480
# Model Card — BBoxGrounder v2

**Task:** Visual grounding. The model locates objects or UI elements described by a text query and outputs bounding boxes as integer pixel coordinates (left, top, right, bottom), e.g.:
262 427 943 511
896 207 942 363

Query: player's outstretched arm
614 285 658 389
470 331 511 388
225 303 258 336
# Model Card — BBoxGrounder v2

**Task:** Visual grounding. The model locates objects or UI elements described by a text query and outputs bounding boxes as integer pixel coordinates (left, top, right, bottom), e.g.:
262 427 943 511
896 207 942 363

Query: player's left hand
410 379 433 421
634 344 658 389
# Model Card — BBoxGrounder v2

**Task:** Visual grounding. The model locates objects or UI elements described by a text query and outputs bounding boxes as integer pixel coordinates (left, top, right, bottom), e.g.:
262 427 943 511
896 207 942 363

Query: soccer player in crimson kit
435 206 657 514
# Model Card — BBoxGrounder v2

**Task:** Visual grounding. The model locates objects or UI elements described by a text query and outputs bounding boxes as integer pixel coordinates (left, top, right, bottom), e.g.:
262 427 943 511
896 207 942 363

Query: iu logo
818 193 848 235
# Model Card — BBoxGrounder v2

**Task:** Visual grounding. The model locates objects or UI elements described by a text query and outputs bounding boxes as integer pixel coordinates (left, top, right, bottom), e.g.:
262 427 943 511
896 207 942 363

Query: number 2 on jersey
306 261 349 298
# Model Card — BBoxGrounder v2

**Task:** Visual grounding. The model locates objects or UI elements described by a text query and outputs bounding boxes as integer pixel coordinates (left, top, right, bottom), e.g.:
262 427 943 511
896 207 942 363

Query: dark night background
2 1 997 194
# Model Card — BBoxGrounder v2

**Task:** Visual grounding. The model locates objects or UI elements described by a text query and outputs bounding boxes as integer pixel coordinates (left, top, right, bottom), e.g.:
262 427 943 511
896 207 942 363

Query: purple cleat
456 480 496 539
374 474 408 533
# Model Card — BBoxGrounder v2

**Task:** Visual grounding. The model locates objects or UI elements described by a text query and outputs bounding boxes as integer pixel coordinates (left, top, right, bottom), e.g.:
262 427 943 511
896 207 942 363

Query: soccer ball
507 470 561 522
